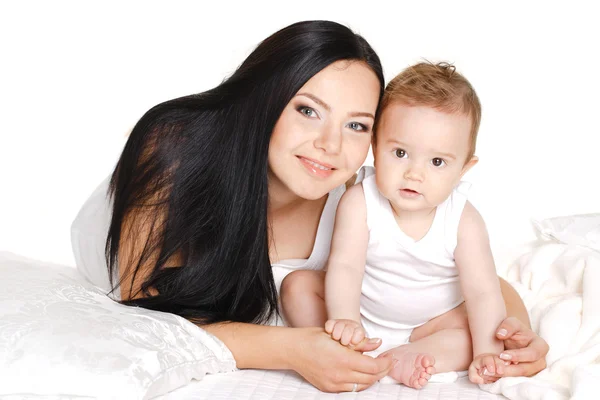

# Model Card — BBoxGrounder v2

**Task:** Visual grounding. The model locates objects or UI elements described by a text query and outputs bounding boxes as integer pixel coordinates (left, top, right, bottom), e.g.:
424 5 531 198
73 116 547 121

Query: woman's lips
297 156 335 178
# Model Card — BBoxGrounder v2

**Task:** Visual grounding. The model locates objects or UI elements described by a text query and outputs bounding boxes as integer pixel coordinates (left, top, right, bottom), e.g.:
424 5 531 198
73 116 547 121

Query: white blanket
483 243 600 399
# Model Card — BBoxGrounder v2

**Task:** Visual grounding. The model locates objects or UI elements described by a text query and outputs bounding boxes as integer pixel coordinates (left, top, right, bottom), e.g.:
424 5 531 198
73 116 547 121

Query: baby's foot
387 352 436 389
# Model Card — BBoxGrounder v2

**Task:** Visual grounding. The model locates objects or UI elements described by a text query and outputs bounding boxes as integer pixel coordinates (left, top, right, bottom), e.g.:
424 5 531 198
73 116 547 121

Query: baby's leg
410 302 469 342
410 302 473 372
381 303 472 387
392 329 472 374
280 270 326 327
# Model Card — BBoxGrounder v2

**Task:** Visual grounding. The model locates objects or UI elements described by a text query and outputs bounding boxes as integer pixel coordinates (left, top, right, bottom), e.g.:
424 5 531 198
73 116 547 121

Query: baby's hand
324 319 366 348
469 353 505 384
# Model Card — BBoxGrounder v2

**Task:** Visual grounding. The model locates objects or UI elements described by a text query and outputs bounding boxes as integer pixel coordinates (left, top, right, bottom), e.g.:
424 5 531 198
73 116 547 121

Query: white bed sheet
159 369 506 399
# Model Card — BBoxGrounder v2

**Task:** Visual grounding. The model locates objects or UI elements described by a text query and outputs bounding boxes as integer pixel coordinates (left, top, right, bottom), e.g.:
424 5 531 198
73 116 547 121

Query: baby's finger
341 326 355 346
494 356 505 376
482 356 496 376
482 375 501 384
351 328 365 345
469 363 484 384
324 320 336 334
332 322 346 341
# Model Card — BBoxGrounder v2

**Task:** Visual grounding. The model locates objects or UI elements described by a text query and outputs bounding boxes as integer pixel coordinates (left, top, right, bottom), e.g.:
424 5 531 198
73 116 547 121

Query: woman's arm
204 323 296 370
205 322 394 393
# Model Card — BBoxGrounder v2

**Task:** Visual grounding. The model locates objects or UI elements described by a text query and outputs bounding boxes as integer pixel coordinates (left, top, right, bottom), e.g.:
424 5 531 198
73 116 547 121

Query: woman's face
269 60 380 201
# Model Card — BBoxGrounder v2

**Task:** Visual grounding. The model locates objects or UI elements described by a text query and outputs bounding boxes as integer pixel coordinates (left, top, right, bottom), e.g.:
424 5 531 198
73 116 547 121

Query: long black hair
106 20 384 325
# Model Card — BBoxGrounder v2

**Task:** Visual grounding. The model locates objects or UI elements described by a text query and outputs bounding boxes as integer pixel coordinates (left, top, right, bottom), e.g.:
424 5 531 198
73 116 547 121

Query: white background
1 1 598 270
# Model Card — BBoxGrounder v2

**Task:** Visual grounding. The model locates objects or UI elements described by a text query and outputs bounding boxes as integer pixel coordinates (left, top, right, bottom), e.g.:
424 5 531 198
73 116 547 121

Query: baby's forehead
379 102 472 124
376 105 472 151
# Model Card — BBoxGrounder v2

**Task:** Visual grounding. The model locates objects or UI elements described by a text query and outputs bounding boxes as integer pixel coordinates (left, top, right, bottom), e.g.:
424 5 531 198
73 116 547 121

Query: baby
281 62 507 389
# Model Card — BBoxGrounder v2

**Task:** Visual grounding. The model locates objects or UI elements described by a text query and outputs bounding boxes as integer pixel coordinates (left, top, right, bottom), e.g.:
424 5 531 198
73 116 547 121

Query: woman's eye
431 158 446 167
395 149 407 158
347 122 368 132
298 106 317 118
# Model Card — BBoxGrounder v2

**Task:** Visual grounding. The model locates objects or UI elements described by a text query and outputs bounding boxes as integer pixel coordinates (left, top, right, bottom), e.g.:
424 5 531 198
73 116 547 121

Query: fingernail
497 328 508 337
483 368 494 376
499 353 512 360
368 338 381 344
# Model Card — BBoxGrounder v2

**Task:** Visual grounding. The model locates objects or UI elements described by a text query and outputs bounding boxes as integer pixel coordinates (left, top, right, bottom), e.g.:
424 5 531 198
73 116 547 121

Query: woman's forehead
296 61 380 113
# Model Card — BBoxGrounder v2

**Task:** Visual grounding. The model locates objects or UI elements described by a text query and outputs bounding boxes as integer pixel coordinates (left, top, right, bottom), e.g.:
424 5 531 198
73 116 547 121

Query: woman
72 20 548 393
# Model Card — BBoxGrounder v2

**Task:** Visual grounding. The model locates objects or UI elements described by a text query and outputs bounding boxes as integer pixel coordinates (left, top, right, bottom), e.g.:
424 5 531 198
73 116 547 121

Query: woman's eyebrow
348 111 374 119
297 92 331 111
296 92 374 119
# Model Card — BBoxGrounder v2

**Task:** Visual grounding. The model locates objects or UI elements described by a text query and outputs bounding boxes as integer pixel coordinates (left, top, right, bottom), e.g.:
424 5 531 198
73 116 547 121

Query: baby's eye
347 122 369 132
395 149 407 158
431 158 446 167
297 106 317 118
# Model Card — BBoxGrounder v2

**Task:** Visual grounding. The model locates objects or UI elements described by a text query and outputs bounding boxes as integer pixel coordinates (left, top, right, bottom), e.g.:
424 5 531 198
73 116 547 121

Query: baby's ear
461 155 479 177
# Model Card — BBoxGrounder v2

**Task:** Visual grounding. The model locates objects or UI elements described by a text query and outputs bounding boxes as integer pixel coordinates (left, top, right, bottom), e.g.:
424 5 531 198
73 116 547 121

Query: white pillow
0 252 236 399
533 213 600 252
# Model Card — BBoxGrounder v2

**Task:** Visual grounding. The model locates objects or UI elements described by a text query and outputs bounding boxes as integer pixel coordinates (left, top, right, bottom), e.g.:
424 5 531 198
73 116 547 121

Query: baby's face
373 103 477 214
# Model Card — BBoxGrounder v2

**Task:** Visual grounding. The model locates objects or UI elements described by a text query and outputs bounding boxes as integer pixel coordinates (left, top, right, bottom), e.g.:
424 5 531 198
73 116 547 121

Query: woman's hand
290 327 394 393
495 317 549 377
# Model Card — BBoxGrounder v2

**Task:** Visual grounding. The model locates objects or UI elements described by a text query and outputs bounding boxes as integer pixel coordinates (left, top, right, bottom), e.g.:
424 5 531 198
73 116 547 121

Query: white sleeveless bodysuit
358 167 470 355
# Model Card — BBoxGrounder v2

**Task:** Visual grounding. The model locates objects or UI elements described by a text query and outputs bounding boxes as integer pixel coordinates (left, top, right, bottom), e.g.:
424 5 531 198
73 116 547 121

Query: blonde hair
376 61 481 160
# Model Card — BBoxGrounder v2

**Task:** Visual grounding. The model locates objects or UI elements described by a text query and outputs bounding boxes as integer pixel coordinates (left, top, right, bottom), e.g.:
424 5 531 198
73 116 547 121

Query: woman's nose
314 124 342 155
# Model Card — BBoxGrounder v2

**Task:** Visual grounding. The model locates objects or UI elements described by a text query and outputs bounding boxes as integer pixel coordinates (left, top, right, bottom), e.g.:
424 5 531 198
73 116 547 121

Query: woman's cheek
345 134 372 168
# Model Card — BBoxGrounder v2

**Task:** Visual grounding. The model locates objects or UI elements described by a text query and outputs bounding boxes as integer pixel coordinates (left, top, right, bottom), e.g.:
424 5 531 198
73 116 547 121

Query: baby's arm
324 184 369 346
454 202 507 382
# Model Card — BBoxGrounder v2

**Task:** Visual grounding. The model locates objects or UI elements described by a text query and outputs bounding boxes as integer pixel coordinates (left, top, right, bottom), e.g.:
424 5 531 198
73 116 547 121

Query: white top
358 166 470 330
70 176 345 300
271 184 345 294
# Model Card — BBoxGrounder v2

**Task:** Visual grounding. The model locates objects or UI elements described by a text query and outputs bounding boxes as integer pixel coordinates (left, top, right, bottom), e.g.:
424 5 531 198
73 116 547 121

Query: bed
159 369 504 399
1 213 598 399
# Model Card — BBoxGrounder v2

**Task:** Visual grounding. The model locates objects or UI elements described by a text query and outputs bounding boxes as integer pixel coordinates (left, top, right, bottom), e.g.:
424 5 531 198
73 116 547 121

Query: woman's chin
290 177 345 200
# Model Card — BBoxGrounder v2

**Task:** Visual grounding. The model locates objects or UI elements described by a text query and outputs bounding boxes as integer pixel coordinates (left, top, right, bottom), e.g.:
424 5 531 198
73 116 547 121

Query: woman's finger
346 367 392 386
496 316 525 340
324 352 392 393
502 358 547 377
337 382 369 393
500 336 549 363
353 337 382 352
351 352 394 375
